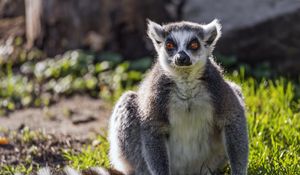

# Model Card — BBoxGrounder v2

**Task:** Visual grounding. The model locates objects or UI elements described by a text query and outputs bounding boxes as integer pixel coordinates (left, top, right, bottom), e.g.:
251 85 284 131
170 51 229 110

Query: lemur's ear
202 19 222 46
147 19 165 45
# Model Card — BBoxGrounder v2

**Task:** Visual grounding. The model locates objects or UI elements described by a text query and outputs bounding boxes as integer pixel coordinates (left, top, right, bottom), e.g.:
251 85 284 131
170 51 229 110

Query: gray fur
109 20 248 175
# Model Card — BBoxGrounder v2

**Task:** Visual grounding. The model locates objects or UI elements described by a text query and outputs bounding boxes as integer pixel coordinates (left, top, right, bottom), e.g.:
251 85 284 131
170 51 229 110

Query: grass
229 71 300 174
63 136 110 170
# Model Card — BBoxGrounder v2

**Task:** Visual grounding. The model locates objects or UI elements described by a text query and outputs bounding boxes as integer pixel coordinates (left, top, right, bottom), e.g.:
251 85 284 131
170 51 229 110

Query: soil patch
0 95 112 138
0 131 89 169
0 95 113 171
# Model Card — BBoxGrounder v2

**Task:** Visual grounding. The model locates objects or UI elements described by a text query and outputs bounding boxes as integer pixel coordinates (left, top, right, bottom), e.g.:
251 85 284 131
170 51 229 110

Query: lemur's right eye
188 39 200 50
166 41 175 50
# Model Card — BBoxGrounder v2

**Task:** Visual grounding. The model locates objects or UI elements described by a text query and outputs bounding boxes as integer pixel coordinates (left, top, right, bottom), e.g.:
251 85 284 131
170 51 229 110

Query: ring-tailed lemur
108 19 248 175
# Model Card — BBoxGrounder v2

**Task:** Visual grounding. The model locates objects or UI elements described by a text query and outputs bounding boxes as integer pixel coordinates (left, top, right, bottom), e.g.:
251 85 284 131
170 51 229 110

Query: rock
218 10 300 75
183 0 300 75
72 115 97 125
183 0 300 33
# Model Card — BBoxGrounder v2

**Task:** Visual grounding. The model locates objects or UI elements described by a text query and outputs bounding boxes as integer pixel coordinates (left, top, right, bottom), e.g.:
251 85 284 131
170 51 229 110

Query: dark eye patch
164 37 177 56
166 37 177 46
187 38 200 51
165 37 177 51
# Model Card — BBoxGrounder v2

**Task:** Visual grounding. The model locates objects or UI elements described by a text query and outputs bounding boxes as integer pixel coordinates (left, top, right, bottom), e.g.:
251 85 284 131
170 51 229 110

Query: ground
0 95 111 137
0 95 112 171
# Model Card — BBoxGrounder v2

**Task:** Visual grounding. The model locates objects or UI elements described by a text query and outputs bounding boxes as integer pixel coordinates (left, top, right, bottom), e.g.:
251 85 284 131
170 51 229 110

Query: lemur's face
147 20 221 74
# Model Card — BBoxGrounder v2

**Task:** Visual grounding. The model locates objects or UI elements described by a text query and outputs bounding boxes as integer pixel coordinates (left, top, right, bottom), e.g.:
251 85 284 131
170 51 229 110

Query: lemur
108 19 248 175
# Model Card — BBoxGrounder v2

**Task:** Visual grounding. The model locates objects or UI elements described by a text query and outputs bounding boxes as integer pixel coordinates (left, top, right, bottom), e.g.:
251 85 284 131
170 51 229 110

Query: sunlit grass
1 165 33 175
229 71 300 175
63 136 110 170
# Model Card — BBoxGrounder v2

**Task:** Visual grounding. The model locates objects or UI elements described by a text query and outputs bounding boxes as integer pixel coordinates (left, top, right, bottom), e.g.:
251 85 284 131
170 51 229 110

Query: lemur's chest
167 82 215 173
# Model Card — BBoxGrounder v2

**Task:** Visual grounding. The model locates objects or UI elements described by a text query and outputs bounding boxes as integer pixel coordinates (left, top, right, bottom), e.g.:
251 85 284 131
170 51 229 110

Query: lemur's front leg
224 113 249 175
141 121 170 175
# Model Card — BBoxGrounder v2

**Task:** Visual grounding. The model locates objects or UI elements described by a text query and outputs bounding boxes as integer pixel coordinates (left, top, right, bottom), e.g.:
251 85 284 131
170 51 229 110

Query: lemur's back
108 91 147 174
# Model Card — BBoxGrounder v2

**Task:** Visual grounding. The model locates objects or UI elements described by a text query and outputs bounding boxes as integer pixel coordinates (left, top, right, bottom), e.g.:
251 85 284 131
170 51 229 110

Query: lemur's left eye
189 41 200 50
166 42 175 50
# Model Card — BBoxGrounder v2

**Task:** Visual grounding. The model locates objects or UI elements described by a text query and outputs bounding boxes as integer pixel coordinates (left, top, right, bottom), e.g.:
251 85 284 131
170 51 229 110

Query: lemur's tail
33 166 123 175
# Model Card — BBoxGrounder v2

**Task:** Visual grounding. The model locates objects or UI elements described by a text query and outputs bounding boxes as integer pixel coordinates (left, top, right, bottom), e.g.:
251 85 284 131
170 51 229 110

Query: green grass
229 71 300 174
1 165 33 175
63 136 110 170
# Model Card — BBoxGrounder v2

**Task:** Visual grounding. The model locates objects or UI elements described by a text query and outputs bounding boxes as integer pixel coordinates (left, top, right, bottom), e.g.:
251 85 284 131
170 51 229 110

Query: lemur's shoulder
137 62 174 121
202 58 245 121
202 57 224 80
206 58 244 101
139 62 173 89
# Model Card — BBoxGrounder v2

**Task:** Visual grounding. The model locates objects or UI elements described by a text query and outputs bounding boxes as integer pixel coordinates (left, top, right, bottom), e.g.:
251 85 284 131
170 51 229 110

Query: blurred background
1 0 300 74
0 0 299 174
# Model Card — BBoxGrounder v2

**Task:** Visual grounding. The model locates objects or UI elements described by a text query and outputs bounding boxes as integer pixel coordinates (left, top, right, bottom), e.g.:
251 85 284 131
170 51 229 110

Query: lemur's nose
175 51 192 66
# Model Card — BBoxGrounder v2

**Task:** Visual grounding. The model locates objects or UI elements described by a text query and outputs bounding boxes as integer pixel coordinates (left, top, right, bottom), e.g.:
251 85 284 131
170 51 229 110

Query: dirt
0 132 88 169
0 95 113 170
0 95 112 138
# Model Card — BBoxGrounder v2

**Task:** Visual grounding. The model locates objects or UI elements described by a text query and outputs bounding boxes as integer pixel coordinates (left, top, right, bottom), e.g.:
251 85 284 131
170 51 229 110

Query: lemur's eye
189 40 200 50
166 41 175 50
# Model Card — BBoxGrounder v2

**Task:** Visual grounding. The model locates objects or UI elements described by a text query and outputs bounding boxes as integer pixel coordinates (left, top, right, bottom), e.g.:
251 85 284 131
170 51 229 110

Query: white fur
167 79 226 174
171 31 194 51
108 94 134 174
37 167 51 175
161 32 216 174
64 167 81 175
171 30 209 65
158 30 209 77
202 19 222 53
147 20 164 51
